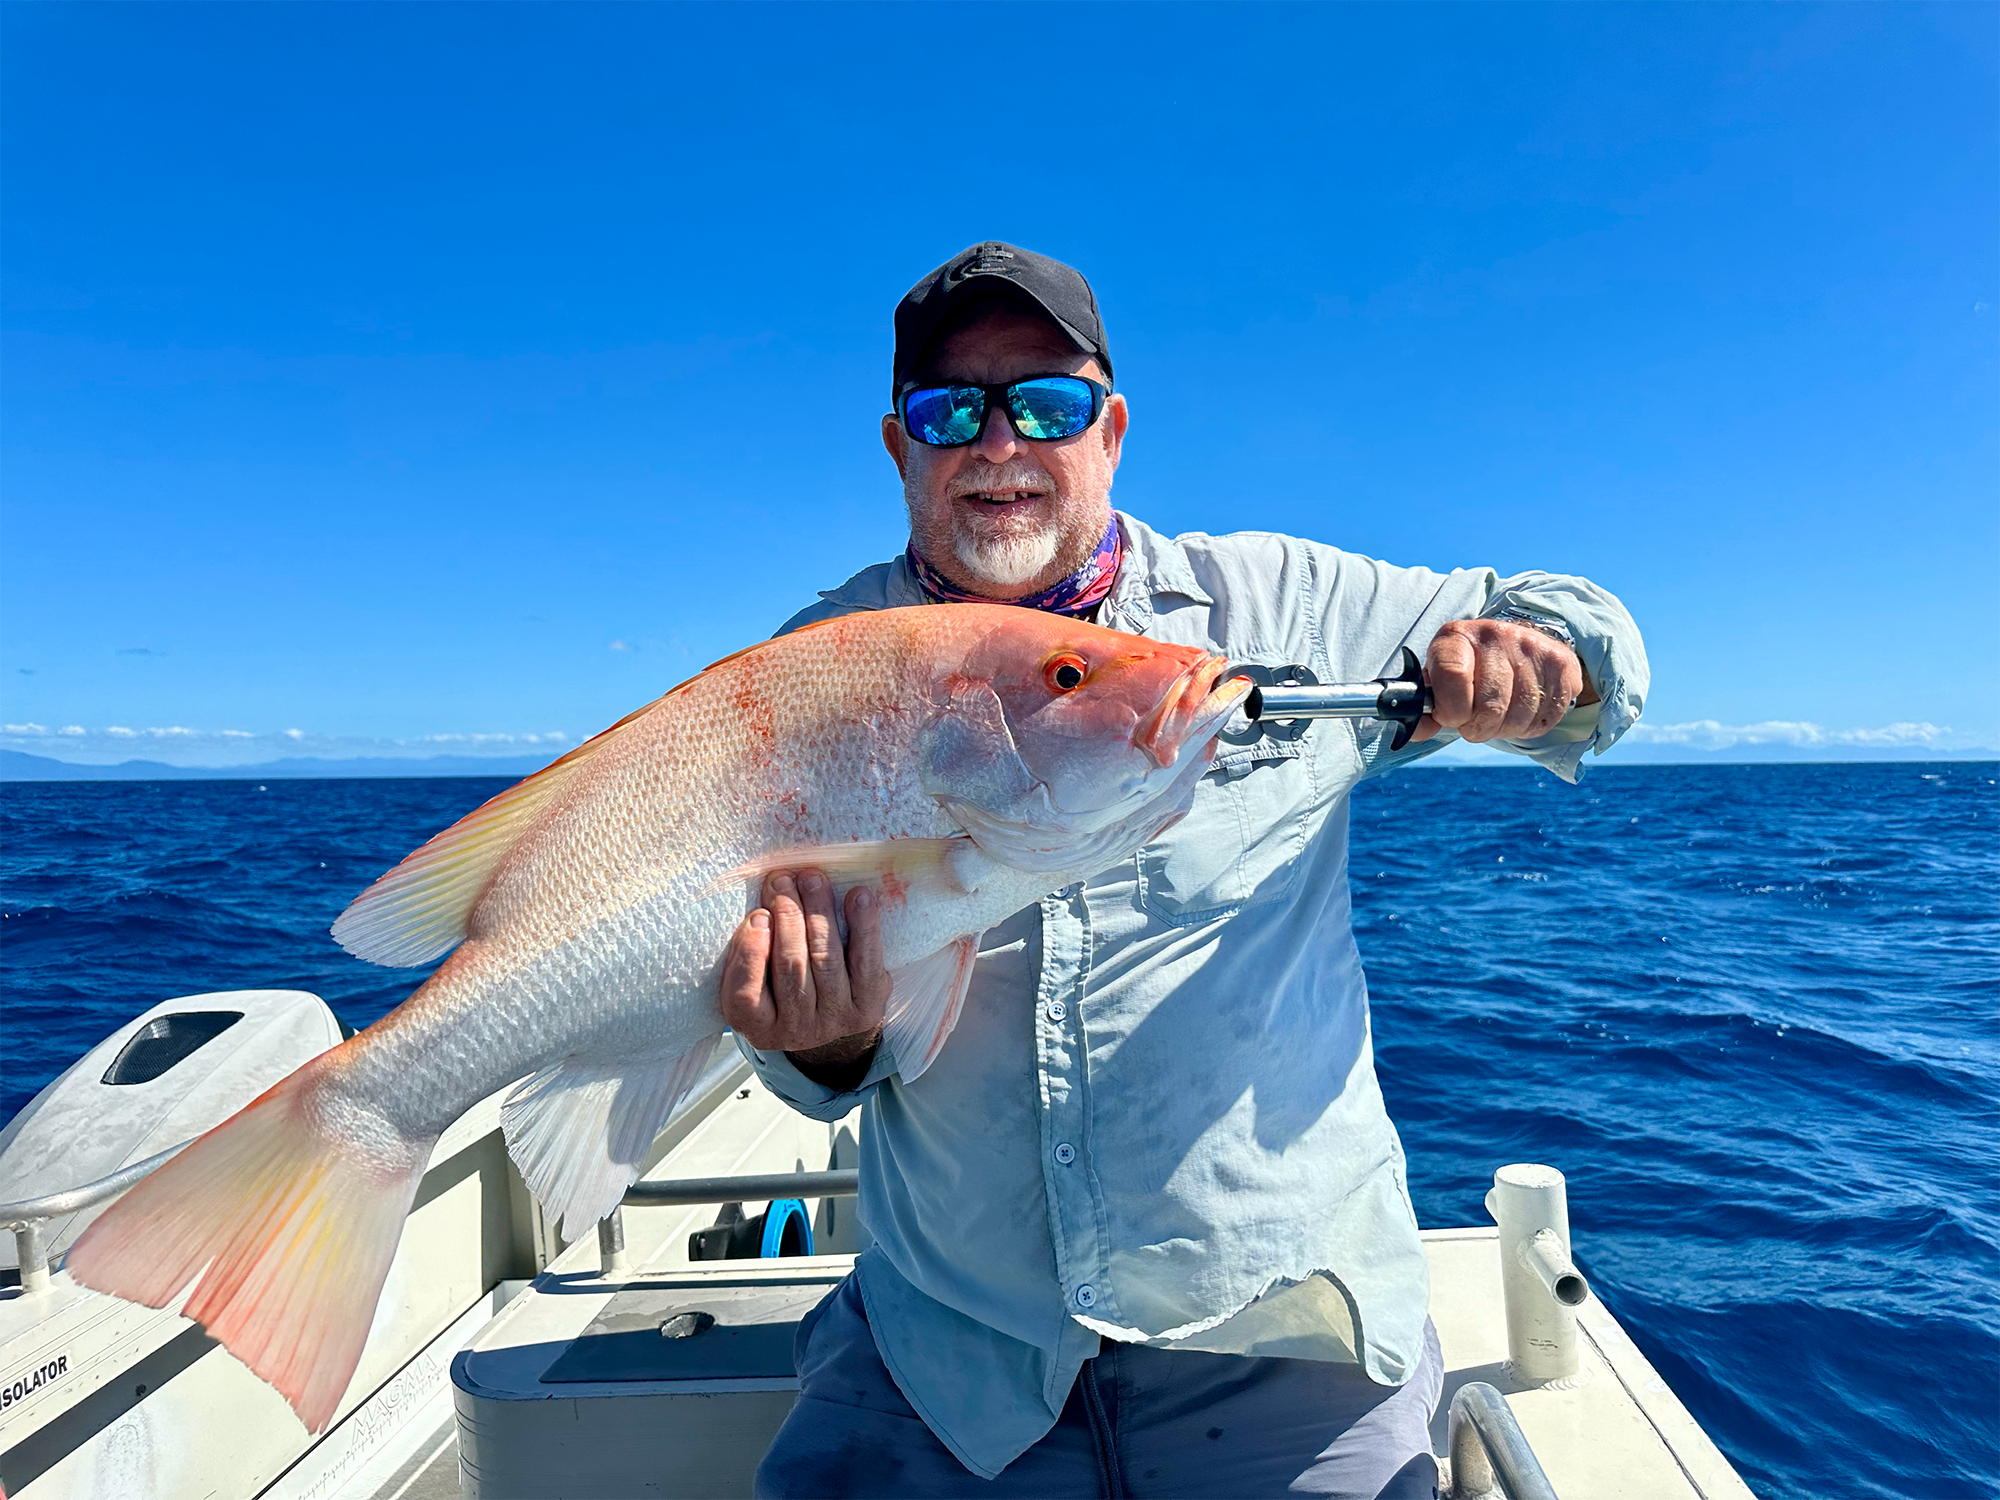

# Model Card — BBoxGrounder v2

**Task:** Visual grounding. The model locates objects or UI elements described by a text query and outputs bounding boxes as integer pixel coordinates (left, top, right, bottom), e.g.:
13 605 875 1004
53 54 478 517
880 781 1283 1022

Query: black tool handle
1375 646 1432 751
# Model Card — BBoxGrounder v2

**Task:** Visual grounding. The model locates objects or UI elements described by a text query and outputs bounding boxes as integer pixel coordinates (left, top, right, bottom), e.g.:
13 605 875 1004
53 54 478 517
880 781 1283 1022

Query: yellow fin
331 696 660 966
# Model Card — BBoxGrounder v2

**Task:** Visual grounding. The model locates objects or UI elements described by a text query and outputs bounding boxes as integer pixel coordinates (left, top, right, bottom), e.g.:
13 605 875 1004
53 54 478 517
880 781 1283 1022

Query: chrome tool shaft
1242 647 1433 750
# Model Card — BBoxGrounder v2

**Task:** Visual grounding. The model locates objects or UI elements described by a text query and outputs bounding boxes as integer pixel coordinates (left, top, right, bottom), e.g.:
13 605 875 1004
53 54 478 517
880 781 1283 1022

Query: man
718 243 1646 1498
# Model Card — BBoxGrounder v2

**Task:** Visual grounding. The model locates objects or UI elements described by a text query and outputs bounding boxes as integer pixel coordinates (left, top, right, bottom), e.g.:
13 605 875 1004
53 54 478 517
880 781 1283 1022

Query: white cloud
1627 719 1954 749
1 721 582 768
414 731 571 746
609 639 633 652
1835 722 1956 745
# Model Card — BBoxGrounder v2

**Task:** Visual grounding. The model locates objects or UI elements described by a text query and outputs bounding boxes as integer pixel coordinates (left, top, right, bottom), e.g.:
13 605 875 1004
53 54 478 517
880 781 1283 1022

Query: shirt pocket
1134 743 1313 926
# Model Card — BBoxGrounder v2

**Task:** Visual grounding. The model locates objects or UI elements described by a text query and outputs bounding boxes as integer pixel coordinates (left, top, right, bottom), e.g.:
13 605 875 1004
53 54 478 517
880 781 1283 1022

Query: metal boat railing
1447 1381 1558 1500
0 1047 764 1294
1 1141 860 1293
621 1168 858 1207
598 1168 861 1276
0 1140 194 1294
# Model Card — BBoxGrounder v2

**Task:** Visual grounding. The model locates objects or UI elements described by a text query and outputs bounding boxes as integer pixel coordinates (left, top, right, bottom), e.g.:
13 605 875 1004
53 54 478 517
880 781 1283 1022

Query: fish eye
1044 653 1088 693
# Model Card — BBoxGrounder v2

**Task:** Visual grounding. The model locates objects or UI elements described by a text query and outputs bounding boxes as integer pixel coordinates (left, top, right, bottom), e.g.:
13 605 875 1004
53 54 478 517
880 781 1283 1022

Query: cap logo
954 246 1016 279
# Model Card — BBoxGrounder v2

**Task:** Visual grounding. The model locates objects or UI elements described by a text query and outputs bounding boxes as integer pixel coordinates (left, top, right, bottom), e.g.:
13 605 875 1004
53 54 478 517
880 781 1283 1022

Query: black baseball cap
892 241 1112 403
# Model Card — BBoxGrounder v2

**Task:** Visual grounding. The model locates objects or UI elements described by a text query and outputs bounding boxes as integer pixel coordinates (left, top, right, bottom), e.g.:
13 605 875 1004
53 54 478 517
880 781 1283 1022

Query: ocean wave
2 763 1994 1500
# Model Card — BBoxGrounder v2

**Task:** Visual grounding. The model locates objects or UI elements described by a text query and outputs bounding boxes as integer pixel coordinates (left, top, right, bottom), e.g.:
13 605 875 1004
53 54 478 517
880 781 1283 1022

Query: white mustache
947 458 1058 500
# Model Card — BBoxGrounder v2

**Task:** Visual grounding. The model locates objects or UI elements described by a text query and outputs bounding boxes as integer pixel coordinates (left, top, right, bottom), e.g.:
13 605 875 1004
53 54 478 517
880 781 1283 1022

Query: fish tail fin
65 1050 432 1434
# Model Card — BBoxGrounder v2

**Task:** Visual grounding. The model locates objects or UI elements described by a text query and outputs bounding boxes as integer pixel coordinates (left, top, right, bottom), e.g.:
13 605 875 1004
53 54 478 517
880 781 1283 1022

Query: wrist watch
1485 605 1577 651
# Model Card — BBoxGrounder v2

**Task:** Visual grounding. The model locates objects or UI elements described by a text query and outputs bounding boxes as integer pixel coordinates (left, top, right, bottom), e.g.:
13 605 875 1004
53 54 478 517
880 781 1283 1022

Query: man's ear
881 412 910 480
1101 393 1129 472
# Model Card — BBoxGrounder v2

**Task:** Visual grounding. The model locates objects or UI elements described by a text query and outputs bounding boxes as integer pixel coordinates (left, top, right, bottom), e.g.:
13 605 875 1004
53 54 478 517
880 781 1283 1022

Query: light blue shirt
741 513 1647 1477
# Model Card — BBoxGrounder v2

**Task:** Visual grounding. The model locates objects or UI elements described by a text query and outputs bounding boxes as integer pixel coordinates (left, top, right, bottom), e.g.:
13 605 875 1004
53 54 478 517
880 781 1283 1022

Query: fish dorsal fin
331 697 661 966
331 625 858 968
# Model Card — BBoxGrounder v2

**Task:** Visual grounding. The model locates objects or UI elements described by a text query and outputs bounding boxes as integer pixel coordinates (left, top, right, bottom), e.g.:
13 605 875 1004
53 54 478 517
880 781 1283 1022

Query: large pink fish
66 605 1249 1431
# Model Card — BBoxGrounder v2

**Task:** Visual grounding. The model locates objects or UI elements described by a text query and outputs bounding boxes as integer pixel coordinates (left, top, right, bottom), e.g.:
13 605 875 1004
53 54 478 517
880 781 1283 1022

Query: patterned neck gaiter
906 516 1123 618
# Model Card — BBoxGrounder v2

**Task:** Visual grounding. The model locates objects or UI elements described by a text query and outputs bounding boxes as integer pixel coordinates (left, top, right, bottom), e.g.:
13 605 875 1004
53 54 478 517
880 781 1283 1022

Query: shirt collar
1110 511 1213 606
811 509 1212 616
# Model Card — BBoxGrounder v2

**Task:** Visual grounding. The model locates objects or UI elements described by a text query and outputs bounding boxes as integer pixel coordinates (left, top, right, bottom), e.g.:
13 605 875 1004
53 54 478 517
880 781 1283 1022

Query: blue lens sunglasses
900 375 1108 448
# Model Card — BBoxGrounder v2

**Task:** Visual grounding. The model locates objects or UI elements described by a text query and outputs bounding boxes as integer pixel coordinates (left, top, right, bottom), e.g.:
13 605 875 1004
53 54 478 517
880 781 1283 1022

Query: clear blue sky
3 2 1994 767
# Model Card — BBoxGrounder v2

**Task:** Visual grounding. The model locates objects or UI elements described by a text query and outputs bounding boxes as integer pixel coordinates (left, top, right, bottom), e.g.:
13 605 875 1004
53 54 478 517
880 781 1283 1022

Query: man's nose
972 398 1020 463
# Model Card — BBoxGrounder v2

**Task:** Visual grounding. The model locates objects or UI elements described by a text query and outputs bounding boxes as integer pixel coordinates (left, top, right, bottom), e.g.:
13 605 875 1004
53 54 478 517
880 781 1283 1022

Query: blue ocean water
2 764 1995 1498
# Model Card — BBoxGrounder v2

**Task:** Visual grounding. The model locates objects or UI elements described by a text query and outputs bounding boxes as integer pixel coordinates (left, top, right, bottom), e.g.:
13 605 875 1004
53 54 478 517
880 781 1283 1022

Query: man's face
883 308 1128 600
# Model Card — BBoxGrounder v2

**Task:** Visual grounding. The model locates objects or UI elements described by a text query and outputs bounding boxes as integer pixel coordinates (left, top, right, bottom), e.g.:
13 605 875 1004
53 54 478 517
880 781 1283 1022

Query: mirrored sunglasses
900 375 1107 448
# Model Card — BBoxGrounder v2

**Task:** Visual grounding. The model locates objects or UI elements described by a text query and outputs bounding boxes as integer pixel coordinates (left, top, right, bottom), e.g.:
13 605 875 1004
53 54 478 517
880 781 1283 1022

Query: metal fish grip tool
1238 647 1433 750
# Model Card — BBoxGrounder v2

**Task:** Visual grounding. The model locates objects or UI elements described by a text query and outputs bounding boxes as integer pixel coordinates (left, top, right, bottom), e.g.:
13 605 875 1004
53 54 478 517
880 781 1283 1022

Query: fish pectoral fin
502 1034 730 1240
707 836 991 902
882 935 980 1083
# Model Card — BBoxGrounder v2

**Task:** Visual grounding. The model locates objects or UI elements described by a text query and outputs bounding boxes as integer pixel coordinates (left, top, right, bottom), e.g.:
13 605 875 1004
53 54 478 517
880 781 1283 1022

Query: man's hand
719 869 889 1091
1412 618 1598 744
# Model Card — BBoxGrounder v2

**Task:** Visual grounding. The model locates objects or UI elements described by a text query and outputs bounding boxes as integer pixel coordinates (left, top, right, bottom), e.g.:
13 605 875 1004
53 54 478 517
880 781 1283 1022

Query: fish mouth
1135 656 1254 769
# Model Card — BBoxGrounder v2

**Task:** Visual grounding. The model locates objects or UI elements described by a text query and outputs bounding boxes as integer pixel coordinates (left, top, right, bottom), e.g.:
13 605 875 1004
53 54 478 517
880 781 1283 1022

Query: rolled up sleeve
1474 570 1649 781
734 1033 897 1123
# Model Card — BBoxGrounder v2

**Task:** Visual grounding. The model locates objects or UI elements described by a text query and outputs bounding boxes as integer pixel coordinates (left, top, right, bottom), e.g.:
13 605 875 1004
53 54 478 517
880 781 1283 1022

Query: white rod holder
1523 1228 1588 1307
1484 1163 1590 1384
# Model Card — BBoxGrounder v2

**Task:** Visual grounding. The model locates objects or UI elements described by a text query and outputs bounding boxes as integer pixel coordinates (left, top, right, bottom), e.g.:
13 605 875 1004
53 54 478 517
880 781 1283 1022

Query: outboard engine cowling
0 988 344 1276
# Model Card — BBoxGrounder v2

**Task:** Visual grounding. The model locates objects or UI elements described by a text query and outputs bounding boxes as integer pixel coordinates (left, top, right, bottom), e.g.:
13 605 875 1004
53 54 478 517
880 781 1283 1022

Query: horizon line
3 744 1994 784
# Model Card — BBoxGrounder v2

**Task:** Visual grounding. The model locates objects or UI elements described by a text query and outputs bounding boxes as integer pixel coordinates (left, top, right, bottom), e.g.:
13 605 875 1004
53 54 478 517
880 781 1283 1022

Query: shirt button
1075 1284 1097 1309
1053 1142 1076 1165
1046 999 1068 1022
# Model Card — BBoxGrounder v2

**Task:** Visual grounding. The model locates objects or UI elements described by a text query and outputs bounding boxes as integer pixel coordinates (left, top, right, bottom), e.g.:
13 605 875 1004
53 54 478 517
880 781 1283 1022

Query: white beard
953 526 1060 587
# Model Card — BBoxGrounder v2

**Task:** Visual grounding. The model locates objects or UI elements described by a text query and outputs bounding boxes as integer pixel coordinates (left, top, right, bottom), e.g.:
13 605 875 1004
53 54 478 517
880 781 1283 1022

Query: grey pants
755 1275 1443 1500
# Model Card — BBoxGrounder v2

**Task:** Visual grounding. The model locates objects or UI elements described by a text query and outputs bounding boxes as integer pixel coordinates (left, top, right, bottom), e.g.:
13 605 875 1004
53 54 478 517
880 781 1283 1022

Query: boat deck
395 1233 1751 1500
2 1045 1754 1500
358 1422 459 1500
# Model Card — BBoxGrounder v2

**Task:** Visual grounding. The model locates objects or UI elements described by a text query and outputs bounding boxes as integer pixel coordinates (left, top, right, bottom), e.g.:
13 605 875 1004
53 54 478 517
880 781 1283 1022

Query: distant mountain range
4 744 1992 783
0 749 553 781
1431 741 1998 768
1585 742 1997 766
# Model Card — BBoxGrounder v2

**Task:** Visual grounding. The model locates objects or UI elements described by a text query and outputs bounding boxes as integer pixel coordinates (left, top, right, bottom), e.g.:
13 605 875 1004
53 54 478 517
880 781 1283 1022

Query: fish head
921 611 1252 872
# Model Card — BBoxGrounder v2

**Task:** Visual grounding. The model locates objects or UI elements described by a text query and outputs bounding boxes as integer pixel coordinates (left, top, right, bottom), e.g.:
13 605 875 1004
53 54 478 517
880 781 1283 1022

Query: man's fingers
1425 629 1478 730
1425 620 1589 745
1496 659 1546 740
797 870 852 1014
1524 653 1580 738
1408 714 1440 743
1459 646 1515 742
844 886 890 1027
764 872 817 1014
718 909 777 1044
